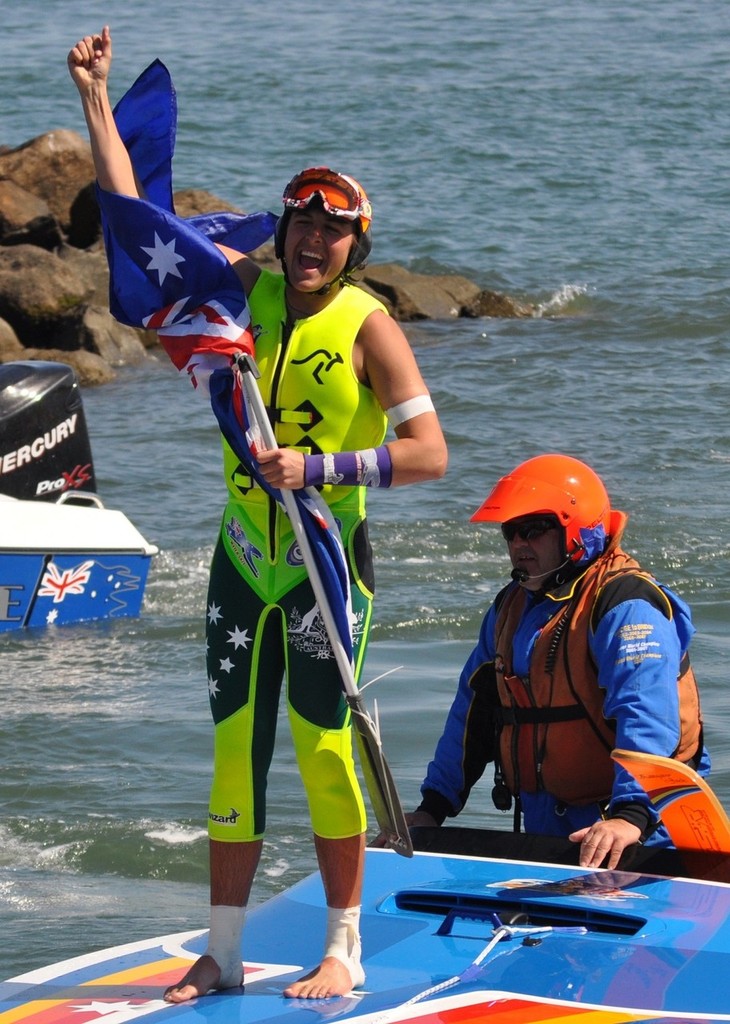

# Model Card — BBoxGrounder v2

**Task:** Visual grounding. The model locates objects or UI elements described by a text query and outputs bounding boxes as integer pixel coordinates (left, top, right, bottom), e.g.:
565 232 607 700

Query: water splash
534 283 591 317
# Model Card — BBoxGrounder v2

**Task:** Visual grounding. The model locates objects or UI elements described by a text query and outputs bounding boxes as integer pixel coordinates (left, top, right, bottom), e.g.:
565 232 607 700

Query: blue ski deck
4 842 730 1023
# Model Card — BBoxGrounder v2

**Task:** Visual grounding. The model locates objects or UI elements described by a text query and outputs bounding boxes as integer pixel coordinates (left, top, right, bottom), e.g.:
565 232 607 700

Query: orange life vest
493 517 702 805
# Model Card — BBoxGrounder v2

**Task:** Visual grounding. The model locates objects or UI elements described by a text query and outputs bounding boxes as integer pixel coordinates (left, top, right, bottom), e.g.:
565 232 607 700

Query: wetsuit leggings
205 534 371 842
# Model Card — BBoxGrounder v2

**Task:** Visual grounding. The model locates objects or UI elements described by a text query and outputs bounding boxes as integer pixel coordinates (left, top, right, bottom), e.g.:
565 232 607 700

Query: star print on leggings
206 599 254 718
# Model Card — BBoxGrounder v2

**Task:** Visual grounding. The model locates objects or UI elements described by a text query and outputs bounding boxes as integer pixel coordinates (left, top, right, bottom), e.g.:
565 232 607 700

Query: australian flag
98 60 276 389
97 60 355 666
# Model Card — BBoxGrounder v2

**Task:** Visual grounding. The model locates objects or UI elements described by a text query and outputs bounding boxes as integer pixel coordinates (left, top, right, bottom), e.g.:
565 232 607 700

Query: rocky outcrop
0 130 151 384
360 263 533 320
0 129 535 385
0 130 96 234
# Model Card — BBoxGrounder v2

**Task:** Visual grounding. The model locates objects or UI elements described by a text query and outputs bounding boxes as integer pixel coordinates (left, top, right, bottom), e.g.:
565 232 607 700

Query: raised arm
67 25 140 197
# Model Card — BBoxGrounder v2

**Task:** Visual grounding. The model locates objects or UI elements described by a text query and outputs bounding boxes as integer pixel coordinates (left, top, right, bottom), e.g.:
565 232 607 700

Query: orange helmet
471 454 612 564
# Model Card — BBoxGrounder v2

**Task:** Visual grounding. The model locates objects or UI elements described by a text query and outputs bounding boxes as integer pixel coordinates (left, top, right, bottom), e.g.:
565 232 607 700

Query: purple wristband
303 446 393 488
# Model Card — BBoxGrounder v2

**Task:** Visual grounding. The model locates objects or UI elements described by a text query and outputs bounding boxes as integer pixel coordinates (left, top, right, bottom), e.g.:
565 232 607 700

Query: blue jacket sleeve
418 602 499 821
590 582 697 816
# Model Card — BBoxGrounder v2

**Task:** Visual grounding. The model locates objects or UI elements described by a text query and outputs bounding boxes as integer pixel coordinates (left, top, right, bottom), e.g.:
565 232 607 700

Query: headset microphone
510 554 575 585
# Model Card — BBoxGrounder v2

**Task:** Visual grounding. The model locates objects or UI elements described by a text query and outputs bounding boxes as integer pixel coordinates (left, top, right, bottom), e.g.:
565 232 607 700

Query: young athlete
68 25 447 1003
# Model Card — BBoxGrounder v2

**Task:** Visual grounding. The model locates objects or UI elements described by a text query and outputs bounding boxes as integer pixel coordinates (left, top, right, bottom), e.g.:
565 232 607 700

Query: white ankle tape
205 905 245 988
324 906 365 989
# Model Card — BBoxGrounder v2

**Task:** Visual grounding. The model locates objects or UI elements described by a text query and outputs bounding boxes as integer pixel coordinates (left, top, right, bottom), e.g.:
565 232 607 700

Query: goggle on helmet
470 453 613 565
274 166 373 274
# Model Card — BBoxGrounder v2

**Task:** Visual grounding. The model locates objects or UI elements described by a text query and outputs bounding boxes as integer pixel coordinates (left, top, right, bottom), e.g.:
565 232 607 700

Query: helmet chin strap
281 263 342 303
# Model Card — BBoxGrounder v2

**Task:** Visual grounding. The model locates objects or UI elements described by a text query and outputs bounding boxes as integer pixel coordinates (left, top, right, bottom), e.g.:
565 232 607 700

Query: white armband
385 394 435 427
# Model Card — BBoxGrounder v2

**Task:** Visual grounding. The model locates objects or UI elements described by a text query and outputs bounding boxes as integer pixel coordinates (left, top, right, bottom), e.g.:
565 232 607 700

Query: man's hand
370 810 438 848
569 818 642 869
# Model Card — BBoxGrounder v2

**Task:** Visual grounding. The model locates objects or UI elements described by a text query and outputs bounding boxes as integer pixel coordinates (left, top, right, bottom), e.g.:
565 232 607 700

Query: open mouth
298 248 323 270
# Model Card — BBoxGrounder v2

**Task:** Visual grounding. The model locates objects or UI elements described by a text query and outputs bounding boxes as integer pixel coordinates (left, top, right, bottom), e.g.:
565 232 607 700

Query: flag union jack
144 294 255 376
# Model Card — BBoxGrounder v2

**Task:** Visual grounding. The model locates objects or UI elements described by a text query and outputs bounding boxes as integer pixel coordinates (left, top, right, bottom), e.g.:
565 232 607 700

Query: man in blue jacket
408 454 708 869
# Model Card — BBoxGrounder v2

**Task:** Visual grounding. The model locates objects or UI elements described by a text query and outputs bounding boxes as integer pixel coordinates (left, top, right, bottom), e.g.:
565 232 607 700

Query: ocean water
2 0 730 982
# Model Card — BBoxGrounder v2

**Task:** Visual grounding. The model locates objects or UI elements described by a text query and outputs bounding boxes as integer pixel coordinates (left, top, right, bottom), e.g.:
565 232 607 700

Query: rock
0 316 24 358
1 346 116 386
0 130 96 234
173 188 242 218
0 244 90 349
463 289 535 318
57 242 110 305
0 179 64 249
56 244 157 351
362 263 484 321
80 305 148 366
67 181 101 249
249 241 279 270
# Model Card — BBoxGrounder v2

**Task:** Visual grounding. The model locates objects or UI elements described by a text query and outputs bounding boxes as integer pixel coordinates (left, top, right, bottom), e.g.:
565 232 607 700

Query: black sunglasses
501 517 558 543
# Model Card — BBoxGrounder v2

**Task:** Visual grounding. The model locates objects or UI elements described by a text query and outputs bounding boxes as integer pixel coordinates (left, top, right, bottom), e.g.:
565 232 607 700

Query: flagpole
235 353 413 857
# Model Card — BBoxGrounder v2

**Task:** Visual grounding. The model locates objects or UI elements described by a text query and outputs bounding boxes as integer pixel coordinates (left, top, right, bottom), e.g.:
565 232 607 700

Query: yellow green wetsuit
206 270 388 842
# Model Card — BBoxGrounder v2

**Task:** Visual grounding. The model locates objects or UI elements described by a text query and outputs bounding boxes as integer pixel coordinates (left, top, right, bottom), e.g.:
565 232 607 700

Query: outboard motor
0 361 97 501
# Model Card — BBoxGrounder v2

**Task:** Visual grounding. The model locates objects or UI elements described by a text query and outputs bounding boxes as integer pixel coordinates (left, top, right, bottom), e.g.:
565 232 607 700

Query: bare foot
283 955 362 999
163 953 244 1003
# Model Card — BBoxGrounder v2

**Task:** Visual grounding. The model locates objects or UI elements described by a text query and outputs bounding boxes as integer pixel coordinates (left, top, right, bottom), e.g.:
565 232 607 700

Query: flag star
140 232 186 285
219 657 235 673
208 675 220 698
208 602 223 624
227 625 251 650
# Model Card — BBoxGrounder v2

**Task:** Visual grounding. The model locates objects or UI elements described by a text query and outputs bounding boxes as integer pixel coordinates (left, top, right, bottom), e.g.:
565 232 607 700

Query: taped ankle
324 906 365 989
205 905 245 988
